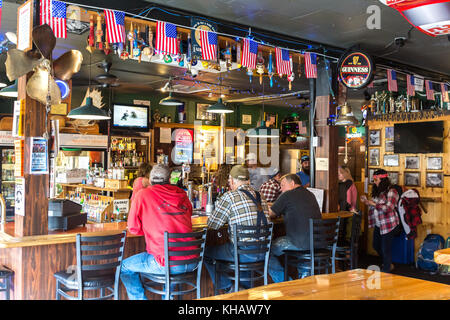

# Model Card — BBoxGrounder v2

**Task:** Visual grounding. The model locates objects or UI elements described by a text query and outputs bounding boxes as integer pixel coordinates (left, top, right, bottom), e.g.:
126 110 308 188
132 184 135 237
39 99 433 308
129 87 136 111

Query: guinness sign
338 51 374 89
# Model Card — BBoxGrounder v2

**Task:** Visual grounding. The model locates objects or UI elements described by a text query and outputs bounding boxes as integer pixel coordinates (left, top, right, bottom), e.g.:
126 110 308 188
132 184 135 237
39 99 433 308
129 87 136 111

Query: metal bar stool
0 266 13 300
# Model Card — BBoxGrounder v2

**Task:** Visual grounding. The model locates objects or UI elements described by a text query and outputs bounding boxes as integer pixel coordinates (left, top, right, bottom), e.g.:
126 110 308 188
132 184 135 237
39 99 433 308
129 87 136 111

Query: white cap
245 153 257 162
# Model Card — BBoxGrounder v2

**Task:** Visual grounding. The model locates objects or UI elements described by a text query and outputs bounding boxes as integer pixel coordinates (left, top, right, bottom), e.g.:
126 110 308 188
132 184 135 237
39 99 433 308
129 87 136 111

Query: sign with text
338 51 374 89
15 177 25 216
17 0 33 52
113 199 129 214
30 137 48 175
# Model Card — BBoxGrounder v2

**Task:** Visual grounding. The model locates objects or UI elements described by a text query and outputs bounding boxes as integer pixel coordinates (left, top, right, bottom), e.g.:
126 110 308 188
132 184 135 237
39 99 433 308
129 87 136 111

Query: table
202 269 450 300
435 248 450 266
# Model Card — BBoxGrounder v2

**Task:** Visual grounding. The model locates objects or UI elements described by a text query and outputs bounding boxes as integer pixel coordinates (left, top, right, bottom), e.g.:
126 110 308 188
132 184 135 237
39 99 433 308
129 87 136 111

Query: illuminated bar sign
338 51 374 89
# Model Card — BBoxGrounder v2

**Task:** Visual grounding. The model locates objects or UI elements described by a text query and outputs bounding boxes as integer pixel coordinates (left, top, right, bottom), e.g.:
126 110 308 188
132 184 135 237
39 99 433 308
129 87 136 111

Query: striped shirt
207 184 269 241
368 188 400 235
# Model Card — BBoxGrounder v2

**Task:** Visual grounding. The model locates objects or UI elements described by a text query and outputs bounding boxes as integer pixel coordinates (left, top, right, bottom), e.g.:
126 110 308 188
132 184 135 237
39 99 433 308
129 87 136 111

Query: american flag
156 21 178 55
40 0 67 38
387 69 397 92
441 83 449 103
275 47 292 76
425 80 435 100
241 38 258 69
199 29 217 61
104 9 125 44
304 52 317 79
407 74 415 96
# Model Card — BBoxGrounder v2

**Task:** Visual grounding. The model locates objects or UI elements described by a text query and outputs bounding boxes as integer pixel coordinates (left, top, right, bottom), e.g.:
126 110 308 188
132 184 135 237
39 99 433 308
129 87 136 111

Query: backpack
438 237 450 275
416 234 445 273
398 189 422 240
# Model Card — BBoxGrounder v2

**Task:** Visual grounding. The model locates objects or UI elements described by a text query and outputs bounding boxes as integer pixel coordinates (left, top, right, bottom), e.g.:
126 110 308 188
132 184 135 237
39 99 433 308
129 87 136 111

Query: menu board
30 137 48 174
17 0 33 52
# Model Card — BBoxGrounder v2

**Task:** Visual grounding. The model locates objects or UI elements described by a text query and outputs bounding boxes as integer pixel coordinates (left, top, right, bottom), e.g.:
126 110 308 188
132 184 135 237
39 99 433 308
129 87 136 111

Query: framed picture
369 130 381 146
196 103 217 121
388 172 399 185
264 112 278 128
384 154 399 167
385 127 394 140
385 140 394 153
426 172 443 188
405 156 420 170
242 114 252 125
369 148 380 166
404 172 420 187
427 157 442 170
368 168 376 183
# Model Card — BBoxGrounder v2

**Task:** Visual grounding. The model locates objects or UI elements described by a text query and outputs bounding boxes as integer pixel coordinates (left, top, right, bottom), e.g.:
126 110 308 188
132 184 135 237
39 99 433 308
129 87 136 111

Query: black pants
373 225 401 273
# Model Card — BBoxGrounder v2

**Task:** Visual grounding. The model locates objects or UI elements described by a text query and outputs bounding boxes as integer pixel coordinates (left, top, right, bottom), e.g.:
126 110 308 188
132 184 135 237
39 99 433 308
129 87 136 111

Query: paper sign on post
315 158 329 171
15 177 25 216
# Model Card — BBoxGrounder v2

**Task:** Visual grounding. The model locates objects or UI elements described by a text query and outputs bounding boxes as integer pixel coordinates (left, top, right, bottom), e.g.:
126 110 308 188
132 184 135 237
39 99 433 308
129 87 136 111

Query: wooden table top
435 248 450 266
202 269 450 300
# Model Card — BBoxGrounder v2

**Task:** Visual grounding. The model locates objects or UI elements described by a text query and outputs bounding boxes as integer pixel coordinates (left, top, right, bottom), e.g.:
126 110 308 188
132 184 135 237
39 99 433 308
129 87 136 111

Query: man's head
245 153 258 168
280 174 302 193
301 155 310 175
150 164 171 185
228 165 250 191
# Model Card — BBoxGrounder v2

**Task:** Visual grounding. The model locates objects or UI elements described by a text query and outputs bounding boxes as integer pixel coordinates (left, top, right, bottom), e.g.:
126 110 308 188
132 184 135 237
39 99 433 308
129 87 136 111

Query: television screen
112 104 149 130
394 121 443 154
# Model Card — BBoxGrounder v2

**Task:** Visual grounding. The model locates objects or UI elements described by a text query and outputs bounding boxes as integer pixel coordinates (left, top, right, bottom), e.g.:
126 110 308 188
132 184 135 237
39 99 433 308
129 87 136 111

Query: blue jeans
269 236 309 283
120 252 197 300
204 242 265 290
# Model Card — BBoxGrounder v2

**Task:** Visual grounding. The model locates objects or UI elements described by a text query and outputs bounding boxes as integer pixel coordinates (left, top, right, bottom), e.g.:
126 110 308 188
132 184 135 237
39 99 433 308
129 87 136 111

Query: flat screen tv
112 104 149 131
394 121 443 154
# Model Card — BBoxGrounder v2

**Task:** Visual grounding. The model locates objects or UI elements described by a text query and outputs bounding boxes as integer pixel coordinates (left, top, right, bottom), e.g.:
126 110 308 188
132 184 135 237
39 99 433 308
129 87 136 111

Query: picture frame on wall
369 130 381 146
242 114 252 125
385 127 394 140
427 157 442 170
368 168 375 183
196 103 217 121
405 156 420 170
264 112 278 128
384 154 399 167
404 172 420 187
369 148 380 166
388 172 399 185
385 140 394 153
426 172 443 188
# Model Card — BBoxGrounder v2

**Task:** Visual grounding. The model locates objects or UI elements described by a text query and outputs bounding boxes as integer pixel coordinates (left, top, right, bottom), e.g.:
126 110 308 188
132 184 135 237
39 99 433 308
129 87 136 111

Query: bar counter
0 212 351 299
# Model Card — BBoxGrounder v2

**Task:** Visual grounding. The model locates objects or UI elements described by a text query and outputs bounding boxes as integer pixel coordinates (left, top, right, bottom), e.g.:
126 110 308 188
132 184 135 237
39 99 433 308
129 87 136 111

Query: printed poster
15 177 25 216
30 137 48 174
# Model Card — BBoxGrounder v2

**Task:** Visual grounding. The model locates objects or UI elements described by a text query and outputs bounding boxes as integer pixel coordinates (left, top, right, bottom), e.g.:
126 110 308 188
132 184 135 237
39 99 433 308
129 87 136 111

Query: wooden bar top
202 269 450 300
0 211 352 249
435 248 450 266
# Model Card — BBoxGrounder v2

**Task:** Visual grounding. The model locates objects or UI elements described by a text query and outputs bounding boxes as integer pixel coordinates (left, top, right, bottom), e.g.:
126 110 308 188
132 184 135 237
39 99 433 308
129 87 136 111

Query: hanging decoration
256 50 265 85
287 55 294 91
268 51 274 88
338 50 374 89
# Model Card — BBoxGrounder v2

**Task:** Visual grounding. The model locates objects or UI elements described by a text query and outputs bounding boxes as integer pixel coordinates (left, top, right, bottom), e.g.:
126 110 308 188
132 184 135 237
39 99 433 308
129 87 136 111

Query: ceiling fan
95 60 120 88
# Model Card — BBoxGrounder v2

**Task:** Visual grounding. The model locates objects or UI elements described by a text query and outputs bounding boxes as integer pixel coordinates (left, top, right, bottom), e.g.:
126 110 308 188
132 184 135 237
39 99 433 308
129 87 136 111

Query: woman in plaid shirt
361 169 401 273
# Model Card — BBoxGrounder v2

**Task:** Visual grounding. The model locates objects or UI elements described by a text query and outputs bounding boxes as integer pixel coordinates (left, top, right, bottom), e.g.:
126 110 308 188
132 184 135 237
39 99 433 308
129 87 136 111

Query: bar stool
54 231 127 300
284 218 340 280
213 223 274 294
0 266 13 300
333 213 362 270
140 229 207 300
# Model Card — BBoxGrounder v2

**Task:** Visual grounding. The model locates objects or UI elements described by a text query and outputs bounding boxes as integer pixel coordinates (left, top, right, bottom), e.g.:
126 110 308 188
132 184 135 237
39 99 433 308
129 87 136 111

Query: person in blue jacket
296 155 310 187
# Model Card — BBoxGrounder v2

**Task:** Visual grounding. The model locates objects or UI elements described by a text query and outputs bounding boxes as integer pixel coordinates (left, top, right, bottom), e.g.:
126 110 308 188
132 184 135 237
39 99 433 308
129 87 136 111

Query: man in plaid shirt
259 169 282 203
361 169 401 273
205 165 270 292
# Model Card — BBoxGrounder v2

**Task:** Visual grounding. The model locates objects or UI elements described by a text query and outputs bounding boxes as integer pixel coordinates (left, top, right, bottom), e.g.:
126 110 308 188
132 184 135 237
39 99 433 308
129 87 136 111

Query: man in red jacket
120 164 197 300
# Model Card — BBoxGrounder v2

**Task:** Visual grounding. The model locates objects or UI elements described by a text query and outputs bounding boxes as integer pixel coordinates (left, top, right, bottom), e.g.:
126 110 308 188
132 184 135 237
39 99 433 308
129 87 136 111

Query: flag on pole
425 80 435 100
241 38 258 69
275 47 291 77
440 83 448 103
156 21 178 55
104 9 125 44
304 52 317 79
199 29 217 61
387 69 397 92
407 74 415 96
40 0 67 38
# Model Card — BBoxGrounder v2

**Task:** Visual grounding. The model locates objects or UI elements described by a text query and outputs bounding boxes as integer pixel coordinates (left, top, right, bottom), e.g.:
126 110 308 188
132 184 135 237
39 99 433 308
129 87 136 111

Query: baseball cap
150 164 170 184
269 167 280 178
301 155 310 163
229 165 250 180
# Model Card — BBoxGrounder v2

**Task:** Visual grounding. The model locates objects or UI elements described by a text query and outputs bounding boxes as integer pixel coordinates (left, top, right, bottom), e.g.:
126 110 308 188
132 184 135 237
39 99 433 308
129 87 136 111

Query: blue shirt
296 171 310 186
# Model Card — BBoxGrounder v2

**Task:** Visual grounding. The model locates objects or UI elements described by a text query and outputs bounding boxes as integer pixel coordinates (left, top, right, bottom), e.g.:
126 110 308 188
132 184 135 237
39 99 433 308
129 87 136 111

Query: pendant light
335 102 359 126
246 81 279 138
207 76 234 114
67 54 110 120
159 78 183 106
0 80 18 98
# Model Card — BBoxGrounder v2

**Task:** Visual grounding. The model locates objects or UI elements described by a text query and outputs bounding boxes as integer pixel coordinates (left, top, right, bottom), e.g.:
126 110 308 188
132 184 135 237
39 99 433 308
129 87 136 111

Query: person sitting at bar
130 162 152 204
268 173 321 282
360 169 401 273
245 152 270 190
259 168 282 203
120 164 198 300
205 165 270 293
296 155 311 187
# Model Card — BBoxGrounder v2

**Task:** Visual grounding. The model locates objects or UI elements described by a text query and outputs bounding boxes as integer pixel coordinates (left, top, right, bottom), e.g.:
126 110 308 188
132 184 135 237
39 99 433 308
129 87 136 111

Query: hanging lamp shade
247 120 279 138
207 98 234 114
0 80 18 97
67 97 110 120
335 102 359 126
159 92 183 106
